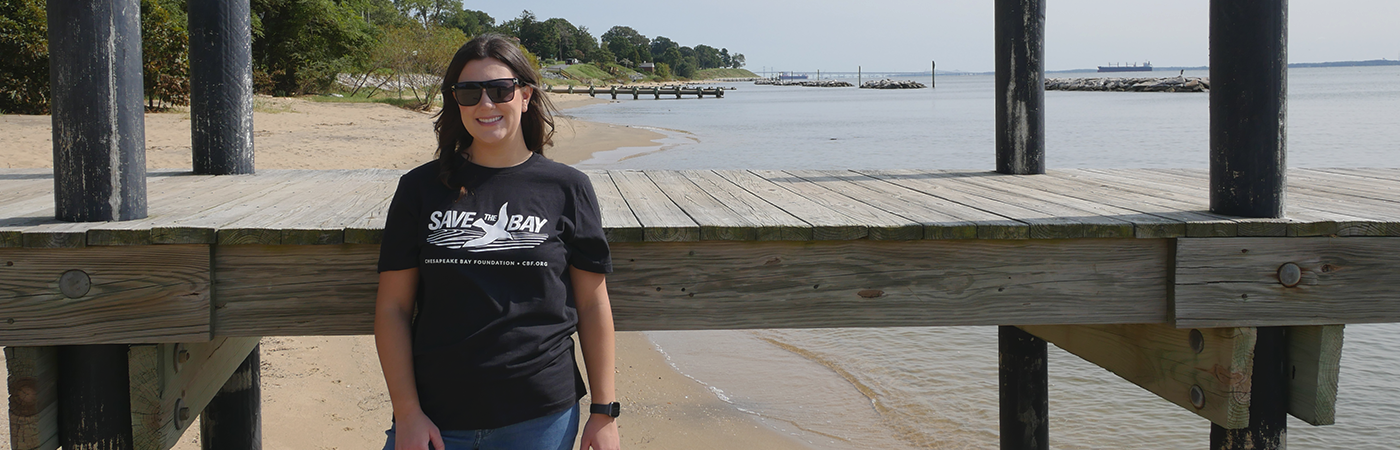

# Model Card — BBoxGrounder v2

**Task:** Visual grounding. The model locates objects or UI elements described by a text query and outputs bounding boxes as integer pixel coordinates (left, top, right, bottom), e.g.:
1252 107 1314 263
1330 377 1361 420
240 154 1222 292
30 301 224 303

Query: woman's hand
580 415 620 450
394 408 445 450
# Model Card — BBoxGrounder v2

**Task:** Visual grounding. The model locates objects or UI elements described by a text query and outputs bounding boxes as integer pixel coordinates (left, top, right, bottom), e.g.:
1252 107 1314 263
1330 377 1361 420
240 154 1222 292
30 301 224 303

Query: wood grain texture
684 170 811 240
0 245 210 345
129 337 260 450
714 170 865 240
609 170 698 241
218 171 364 245
1286 324 1343 425
1070 169 1239 237
213 244 378 336
584 171 643 243
1020 324 1255 429
1175 237 1400 327
607 239 1171 330
751 170 921 240
646 170 758 241
796 170 990 239
5 346 59 450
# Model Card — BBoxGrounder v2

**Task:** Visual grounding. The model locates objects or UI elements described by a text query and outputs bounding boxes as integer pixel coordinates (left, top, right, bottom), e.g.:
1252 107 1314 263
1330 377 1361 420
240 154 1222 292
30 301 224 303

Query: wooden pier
6 0 1368 448
542 84 725 100
5 167 1396 447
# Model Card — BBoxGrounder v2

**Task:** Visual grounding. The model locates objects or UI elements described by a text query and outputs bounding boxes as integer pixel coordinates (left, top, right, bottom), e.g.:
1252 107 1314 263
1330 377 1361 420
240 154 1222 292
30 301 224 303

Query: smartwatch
590 402 621 418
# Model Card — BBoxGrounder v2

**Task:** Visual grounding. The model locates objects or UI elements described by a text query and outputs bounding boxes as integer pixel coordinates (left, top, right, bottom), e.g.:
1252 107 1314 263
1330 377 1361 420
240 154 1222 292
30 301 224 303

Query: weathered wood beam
129 337 260 450
5 346 59 450
0 245 211 345
205 239 1168 336
999 326 1048 450
1020 324 1256 429
607 239 1169 330
1175 237 1400 328
1286 324 1343 425
1212 327 1287 449
995 0 1045 175
189 0 255 175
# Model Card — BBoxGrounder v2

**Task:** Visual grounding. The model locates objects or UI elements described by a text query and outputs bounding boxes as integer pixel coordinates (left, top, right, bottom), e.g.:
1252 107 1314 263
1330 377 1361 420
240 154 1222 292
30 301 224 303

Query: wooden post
999 326 1048 450
58 345 134 450
610 86 617 100
189 0 254 175
46 0 147 222
653 87 660 99
1208 2 1288 448
200 345 261 450
1212 327 1288 449
932 61 936 88
994 0 1046 175
632 86 639 100
1209 0 1288 219
858 66 861 88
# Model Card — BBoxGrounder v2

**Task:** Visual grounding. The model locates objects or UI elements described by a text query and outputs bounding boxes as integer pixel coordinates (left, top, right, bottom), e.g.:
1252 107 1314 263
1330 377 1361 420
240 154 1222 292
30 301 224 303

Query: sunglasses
447 78 520 106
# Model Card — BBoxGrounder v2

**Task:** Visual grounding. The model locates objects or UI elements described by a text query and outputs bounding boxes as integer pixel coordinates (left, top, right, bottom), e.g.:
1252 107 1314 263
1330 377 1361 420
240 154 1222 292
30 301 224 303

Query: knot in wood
857 289 884 299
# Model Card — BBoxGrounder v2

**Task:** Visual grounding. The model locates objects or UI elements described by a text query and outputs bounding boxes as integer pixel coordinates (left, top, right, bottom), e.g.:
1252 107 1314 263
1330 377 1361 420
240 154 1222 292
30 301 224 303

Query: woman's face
456 58 531 149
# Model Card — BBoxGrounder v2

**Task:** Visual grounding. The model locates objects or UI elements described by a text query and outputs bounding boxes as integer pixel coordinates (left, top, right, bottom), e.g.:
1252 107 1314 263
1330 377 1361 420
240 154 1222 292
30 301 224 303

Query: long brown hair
434 34 557 188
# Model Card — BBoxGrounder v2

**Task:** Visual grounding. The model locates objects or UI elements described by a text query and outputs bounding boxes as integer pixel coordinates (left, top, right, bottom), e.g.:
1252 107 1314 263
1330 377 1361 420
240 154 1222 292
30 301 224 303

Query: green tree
345 0 413 28
252 0 377 95
368 25 464 108
142 0 189 110
393 0 460 28
653 62 673 80
719 48 731 68
600 26 647 66
0 0 49 113
693 44 721 69
442 9 494 37
650 36 677 60
730 53 745 69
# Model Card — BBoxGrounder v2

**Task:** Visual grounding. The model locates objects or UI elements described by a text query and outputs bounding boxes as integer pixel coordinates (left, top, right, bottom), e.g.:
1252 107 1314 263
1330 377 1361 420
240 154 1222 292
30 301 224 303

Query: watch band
589 402 621 418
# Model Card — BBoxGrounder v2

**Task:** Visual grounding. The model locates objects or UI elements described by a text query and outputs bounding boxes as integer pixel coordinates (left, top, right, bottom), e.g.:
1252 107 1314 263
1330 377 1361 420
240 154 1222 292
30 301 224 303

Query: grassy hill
695 68 759 79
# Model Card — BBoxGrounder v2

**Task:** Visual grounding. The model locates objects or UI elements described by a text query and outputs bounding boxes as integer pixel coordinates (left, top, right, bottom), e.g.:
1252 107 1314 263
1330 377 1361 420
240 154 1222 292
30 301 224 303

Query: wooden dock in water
5 166 1398 447
542 84 725 99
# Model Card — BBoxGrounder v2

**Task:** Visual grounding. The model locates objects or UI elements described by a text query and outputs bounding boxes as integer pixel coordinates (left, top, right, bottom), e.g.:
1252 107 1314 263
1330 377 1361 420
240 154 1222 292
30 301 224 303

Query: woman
374 34 621 450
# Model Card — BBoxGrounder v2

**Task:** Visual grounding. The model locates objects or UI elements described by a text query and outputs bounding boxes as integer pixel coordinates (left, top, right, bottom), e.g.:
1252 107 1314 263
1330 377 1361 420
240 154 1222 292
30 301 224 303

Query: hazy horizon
468 0 1400 73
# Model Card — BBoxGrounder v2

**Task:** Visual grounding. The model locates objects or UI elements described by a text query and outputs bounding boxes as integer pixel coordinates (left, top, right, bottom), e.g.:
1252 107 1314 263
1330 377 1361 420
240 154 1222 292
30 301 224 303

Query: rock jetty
1045 77 1209 92
754 79 853 87
860 79 926 89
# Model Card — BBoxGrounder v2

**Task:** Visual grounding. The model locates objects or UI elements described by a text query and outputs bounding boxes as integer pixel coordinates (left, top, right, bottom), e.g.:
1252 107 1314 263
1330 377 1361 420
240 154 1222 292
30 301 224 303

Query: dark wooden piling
999 326 1048 450
1209 0 1288 219
189 0 255 175
1208 2 1289 448
201 345 262 450
994 0 1045 175
46 0 147 222
1211 327 1288 450
57 345 133 449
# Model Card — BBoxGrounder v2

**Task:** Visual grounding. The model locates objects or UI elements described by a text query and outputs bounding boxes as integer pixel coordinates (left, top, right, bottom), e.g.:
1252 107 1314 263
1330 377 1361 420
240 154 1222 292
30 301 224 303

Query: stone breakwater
1045 77 1210 92
754 79 854 87
860 79 927 89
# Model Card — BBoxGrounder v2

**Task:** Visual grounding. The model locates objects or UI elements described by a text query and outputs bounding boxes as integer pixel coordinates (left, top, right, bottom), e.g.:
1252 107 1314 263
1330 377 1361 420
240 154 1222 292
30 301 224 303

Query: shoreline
0 94 816 449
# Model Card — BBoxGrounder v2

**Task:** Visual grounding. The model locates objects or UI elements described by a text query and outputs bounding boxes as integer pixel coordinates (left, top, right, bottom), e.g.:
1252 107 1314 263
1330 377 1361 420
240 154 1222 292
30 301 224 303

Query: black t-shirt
377 152 612 430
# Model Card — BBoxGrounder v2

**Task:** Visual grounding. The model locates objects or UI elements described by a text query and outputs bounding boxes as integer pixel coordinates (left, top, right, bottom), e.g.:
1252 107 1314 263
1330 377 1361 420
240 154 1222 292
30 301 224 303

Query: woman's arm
572 266 621 450
374 268 443 450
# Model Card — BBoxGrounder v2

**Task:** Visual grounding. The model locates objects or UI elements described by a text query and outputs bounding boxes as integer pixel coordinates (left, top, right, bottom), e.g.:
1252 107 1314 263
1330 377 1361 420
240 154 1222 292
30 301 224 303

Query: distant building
639 62 655 73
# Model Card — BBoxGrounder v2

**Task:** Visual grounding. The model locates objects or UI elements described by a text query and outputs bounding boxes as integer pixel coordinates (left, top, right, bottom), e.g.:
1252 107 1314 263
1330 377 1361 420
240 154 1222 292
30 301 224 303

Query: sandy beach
0 94 812 449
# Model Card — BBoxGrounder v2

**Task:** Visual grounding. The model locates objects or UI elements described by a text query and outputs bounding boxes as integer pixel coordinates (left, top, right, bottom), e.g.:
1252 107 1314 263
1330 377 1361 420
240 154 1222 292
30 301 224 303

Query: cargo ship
1097 62 1152 73
777 72 808 80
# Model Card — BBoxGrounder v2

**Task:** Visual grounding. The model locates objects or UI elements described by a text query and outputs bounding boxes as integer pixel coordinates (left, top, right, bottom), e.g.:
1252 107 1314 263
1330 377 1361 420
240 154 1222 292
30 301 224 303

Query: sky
468 0 1400 73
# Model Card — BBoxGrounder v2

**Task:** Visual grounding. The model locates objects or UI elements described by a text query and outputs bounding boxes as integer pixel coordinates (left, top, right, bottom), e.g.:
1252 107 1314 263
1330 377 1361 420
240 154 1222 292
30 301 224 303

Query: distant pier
542 84 725 99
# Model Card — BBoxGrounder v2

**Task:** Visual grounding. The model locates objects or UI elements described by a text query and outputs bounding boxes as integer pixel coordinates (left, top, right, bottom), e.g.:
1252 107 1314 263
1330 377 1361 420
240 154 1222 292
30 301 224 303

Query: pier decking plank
714 170 865 240
751 170 921 240
788 170 989 239
586 171 643 242
646 170 760 241
682 170 811 240
608 170 698 241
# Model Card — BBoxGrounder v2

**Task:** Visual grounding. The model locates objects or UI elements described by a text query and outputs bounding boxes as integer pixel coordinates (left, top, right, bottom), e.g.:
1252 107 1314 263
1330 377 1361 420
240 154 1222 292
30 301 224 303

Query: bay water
567 66 1400 449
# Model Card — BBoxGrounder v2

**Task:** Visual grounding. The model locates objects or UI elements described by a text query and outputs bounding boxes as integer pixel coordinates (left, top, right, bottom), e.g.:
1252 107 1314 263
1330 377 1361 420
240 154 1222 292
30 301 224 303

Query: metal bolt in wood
1189 329 1205 354
1278 262 1302 287
58 269 91 298
175 397 189 429
174 343 190 373
1191 385 1206 409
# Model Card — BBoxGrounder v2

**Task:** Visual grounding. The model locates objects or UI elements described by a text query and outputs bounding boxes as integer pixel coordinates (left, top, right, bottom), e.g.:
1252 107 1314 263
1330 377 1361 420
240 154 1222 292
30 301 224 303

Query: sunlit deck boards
4 168 1400 247
3 168 1400 344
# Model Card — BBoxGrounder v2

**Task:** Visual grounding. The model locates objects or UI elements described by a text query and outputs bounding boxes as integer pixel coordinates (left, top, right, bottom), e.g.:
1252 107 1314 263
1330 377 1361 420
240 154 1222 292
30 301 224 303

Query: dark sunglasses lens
453 87 483 106
485 86 515 104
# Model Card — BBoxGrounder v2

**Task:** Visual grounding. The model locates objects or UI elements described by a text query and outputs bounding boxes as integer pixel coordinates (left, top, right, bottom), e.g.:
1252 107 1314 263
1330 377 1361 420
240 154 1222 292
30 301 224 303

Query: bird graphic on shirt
459 203 513 248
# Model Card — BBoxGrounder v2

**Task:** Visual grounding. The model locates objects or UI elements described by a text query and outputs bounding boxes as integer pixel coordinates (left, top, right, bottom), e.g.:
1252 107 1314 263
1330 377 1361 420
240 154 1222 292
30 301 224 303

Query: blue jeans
383 404 579 450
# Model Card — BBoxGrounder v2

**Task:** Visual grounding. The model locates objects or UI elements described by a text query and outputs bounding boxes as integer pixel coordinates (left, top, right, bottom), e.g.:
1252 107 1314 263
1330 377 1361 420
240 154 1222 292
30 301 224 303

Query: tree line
0 0 747 114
